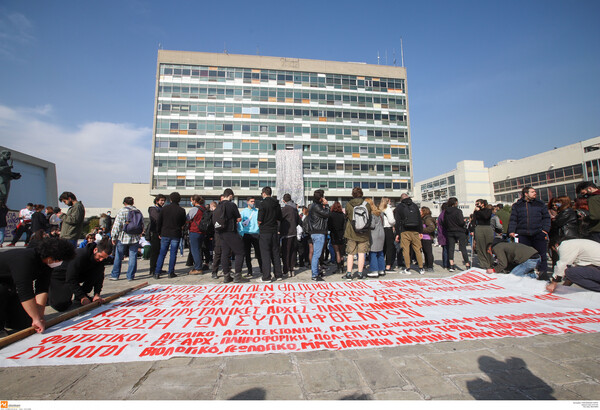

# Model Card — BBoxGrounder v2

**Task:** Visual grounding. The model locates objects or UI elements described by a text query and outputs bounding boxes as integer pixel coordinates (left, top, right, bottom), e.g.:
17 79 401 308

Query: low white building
415 136 600 213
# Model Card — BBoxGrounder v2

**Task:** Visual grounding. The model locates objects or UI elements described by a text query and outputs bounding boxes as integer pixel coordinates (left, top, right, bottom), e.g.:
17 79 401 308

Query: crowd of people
0 181 599 336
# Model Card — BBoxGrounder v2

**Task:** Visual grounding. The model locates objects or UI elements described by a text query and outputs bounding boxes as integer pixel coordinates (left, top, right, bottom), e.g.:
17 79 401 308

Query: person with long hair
379 197 396 272
366 198 385 277
472 199 494 269
443 197 471 271
327 201 346 274
549 196 579 266
437 203 450 269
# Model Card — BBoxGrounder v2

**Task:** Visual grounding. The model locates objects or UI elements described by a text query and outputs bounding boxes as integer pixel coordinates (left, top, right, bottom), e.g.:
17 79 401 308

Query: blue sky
0 0 599 206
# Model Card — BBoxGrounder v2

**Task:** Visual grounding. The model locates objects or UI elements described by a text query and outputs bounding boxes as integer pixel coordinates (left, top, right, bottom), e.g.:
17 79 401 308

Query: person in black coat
508 186 551 275
327 201 346 274
549 196 579 266
49 238 113 311
0 238 75 334
30 204 50 234
443 197 471 272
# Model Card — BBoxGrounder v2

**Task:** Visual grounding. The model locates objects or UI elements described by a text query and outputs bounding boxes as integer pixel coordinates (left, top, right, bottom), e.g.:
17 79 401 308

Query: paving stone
371 389 423 400
406 374 462 398
0 365 93 399
216 374 303 400
59 362 153 399
190 356 225 367
353 356 408 390
493 346 588 385
156 357 194 367
431 339 488 352
129 383 215 400
522 386 580 400
378 343 439 358
562 382 600 400
561 359 600 380
297 358 366 393
135 364 221 391
306 389 374 400
293 349 344 362
567 333 600 348
463 387 531 400
224 354 293 375
420 349 506 375
522 340 600 361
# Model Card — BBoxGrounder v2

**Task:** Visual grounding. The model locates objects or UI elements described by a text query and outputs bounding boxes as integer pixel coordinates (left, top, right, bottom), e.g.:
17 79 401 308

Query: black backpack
401 202 421 229
124 208 144 235
213 202 227 232
198 207 214 236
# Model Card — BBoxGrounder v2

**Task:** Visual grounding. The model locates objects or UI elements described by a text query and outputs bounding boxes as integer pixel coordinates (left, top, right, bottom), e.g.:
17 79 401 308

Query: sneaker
403 269 412 275
189 269 202 275
153 274 160 280
378 270 385 276
537 271 550 281
109 277 119 281
396 266 407 273
201 264 210 271
168 273 177 278
343 272 353 281
257 277 272 283
357 272 367 279
419 269 425 275
448 265 456 272
211 273 218 279
223 275 233 283
273 276 283 281
367 272 379 278
311 276 325 282
233 277 250 283
6 243 15 247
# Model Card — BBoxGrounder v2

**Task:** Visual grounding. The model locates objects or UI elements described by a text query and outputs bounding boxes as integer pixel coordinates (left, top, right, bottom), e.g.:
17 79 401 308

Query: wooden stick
0 282 149 350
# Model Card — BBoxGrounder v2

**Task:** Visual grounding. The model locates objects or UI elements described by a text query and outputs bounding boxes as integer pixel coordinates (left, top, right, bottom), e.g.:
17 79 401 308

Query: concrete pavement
1 244 599 400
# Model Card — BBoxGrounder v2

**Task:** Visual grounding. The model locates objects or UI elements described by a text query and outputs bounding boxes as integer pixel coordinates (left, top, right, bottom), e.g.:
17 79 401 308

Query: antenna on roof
385 50 388 65
393 48 397 66
400 38 405 67
377 51 380 65
158 42 162 50
223 42 228 54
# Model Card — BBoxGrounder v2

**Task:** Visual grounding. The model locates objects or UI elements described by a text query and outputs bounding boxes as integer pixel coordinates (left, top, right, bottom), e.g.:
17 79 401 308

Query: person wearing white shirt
546 239 600 293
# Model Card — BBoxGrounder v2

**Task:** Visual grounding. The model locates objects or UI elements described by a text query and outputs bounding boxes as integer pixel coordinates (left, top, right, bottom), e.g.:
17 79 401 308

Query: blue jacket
508 198 551 236
238 207 259 235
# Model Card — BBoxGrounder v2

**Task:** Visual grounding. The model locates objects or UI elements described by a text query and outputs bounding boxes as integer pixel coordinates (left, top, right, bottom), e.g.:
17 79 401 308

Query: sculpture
0 150 21 204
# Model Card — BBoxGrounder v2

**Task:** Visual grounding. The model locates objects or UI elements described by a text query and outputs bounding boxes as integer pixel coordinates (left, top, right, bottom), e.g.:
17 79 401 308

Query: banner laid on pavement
1 270 600 367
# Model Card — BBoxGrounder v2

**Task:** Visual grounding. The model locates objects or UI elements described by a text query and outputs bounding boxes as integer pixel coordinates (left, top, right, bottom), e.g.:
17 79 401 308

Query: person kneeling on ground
486 241 548 280
49 237 113 312
546 238 600 293
0 238 75 335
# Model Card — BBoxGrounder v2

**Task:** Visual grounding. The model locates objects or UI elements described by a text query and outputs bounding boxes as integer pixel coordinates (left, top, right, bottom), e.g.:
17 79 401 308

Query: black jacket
394 197 423 233
147 205 162 233
0 247 51 302
0 205 8 228
280 202 300 237
157 203 186 238
473 208 492 226
308 201 330 235
328 211 346 243
52 242 104 301
550 208 579 245
31 211 50 233
257 196 282 234
508 198 551 236
443 206 466 233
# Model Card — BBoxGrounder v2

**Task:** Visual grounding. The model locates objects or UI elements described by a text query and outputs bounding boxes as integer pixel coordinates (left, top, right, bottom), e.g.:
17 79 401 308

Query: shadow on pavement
229 388 267 400
466 356 555 400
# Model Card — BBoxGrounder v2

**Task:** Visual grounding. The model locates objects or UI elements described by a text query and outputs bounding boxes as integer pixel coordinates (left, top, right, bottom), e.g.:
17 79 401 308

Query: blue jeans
0 227 5 245
111 241 139 280
156 237 180 275
510 256 540 278
311 234 325 278
369 251 385 272
188 232 205 270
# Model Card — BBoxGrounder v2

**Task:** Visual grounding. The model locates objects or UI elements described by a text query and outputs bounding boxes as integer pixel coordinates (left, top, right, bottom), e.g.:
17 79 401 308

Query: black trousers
518 232 548 274
259 232 283 280
49 267 104 312
212 233 222 275
0 282 32 330
11 224 32 245
422 239 434 269
243 233 262 272
298 236 310 266
384 227 396 267
220 231 244 279
149 231 161 274
203 235 213 266
281 236 298 274
447 231 470 265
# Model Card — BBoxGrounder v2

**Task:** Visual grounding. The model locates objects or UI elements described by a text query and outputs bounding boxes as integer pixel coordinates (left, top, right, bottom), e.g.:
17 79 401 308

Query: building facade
414 136 600 213
151 50 412 205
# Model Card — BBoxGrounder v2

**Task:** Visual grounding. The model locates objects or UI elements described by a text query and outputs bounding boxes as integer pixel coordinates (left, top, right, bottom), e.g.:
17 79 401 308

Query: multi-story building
414 136 600 215
150 50 412 205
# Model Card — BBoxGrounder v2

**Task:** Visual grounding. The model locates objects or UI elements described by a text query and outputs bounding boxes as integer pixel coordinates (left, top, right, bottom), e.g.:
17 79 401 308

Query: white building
415 136 600 214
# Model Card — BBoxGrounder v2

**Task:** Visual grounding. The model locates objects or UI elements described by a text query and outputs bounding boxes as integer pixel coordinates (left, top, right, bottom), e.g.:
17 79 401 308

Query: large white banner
2 270 600 367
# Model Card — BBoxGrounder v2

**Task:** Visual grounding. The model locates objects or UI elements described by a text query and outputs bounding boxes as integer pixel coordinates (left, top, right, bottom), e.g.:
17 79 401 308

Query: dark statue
0 150 21 204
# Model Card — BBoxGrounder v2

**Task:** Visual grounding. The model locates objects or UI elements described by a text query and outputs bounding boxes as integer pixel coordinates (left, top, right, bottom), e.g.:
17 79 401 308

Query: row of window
495 183 579 204
421 186 457 201
154 140 408 157
158 86 406 107
493 164 583 193
158 104 407 123
160 65 405 92
586 159 600 184
421 175 456 191
153 176 410 191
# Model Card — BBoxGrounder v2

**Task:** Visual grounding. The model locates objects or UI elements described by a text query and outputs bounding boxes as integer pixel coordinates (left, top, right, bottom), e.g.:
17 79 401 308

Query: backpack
401 202 421 229
213 202 227 232
198 208 214 236
124 208 144 235
352 200 372 234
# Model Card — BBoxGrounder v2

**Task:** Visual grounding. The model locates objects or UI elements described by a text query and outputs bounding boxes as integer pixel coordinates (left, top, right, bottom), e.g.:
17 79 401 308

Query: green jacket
344 198 371 242
60 201 85 240
492 242 538 273
588 194 600 233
